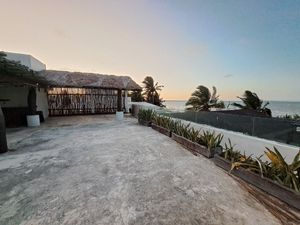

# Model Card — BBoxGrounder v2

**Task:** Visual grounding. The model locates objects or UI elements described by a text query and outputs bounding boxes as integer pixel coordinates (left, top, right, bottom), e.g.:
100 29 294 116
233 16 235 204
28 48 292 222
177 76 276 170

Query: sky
1 0 300 101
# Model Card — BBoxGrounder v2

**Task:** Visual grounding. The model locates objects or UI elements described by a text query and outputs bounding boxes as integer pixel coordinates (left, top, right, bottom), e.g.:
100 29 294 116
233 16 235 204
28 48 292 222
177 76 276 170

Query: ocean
164 100 300 117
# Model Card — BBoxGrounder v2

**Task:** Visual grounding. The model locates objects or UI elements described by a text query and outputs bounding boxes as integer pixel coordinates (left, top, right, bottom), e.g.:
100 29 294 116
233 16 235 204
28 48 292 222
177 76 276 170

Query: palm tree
129 90 144 102
142 76 164 106
186 85 225 111
232 90 272 117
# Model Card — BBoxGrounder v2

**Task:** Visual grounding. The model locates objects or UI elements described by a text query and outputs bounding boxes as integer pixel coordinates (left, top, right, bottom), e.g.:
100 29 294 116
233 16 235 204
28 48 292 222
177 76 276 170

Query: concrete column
116 89 124 121
124 90 129 113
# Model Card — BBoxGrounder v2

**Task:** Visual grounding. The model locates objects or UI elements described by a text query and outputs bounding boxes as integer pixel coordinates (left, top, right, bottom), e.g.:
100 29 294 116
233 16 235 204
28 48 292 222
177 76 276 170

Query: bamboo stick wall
47 87 120 116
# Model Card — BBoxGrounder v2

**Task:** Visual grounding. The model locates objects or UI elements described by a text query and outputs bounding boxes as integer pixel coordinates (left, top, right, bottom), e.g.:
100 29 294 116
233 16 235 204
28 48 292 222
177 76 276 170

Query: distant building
4 52 46 71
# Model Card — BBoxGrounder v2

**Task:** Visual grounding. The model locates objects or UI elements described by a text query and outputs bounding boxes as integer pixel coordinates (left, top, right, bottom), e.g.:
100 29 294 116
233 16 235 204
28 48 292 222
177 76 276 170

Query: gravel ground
0 115 281 225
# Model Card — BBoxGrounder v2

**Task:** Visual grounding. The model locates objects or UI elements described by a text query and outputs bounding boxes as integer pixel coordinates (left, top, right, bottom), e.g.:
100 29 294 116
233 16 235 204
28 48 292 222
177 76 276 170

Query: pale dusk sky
1 0 299 101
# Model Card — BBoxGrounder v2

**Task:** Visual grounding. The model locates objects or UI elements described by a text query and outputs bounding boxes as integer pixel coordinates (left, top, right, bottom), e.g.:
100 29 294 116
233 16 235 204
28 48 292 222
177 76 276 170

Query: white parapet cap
130 102 161 110
4 51 46 71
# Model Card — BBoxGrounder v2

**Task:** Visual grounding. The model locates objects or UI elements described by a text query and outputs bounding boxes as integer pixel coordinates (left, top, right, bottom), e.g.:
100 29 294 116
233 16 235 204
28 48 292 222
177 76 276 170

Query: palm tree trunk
152 94 154 104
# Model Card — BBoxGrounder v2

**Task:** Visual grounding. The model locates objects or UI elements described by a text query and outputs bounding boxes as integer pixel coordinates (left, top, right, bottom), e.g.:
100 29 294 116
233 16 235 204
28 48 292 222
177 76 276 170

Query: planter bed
213 154 232 171
213 154 300 210
151 123 171 137
138 119 152 127
171 133 215 158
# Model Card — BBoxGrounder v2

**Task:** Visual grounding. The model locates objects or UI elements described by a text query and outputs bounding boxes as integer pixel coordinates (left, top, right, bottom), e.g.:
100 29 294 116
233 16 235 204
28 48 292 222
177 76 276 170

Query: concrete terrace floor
0 115 281 225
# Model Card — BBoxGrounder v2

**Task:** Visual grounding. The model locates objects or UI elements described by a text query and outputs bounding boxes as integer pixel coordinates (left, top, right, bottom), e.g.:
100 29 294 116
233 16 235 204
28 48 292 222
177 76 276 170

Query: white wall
0 86 28 107
36 88 49 118
0 85 49 118
30 56 46 71
130 102 161 110
176 119 299 163
5 52 46 71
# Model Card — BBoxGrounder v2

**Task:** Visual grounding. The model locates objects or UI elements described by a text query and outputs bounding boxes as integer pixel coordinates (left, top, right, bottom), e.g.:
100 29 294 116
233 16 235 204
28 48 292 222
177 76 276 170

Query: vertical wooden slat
47 87 118 116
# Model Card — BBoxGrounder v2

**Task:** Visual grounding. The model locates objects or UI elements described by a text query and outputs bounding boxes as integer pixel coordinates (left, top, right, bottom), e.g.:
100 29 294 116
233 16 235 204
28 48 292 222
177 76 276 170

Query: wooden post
124 90 129 113
117 89 122 111
0 105 8 153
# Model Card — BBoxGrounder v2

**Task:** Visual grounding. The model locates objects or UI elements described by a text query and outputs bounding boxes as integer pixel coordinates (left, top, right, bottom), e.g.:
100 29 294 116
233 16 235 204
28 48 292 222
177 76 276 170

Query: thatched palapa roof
37 70 141 90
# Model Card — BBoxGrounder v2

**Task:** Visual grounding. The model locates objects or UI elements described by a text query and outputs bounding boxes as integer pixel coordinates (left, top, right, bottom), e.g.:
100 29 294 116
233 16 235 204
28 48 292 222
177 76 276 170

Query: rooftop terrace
0 115 280 225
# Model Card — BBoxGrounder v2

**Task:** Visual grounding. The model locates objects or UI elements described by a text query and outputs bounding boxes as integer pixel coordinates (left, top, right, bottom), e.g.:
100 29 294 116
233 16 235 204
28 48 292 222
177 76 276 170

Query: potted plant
26 87 40 127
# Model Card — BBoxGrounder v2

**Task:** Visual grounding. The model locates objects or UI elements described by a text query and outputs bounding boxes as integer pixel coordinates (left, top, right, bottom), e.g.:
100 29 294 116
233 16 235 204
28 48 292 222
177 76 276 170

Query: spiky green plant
222 139 241 162
186 127 201 143
138 109 154 125
264 147 300 191
226 144 300 192
172 121 194 140
152 114 174 130
198 131 223 150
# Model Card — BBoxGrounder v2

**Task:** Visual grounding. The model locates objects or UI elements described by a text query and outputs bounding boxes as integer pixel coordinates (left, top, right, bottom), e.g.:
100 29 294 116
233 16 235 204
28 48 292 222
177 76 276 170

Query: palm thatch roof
1 52 141 90
37 70 141 90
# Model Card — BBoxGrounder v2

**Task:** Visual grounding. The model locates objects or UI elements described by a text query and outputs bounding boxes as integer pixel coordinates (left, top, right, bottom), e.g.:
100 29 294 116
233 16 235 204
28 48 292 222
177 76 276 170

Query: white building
4 52 46 71
0 52 49 126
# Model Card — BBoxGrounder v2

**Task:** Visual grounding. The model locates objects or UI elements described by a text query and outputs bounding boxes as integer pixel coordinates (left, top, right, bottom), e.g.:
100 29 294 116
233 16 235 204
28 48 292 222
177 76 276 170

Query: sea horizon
164 99 300 117
165 99 300 103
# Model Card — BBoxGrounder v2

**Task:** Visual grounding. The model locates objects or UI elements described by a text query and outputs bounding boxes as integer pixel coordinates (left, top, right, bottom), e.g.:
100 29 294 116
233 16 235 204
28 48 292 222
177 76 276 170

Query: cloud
224 74 234 78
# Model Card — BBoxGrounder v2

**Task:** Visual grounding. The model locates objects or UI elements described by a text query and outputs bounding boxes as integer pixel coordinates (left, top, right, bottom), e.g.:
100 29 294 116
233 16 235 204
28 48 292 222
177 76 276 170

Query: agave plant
230 154 266 178
222 139 241 162
198 131 223 151
138 109 155 125
186 127 201 143
228 145 300 192
264 147 300 192
172 121 192 140
152 114 174 130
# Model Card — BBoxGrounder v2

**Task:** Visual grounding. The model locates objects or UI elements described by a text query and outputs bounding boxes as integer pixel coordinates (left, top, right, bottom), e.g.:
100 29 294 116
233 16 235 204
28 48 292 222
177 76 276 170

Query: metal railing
158 110 300 147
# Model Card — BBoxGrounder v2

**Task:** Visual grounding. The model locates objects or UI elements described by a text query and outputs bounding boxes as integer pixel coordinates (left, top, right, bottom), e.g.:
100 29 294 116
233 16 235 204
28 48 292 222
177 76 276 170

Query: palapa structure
37 70 141 90
37 70 141 116
1 69 141 120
